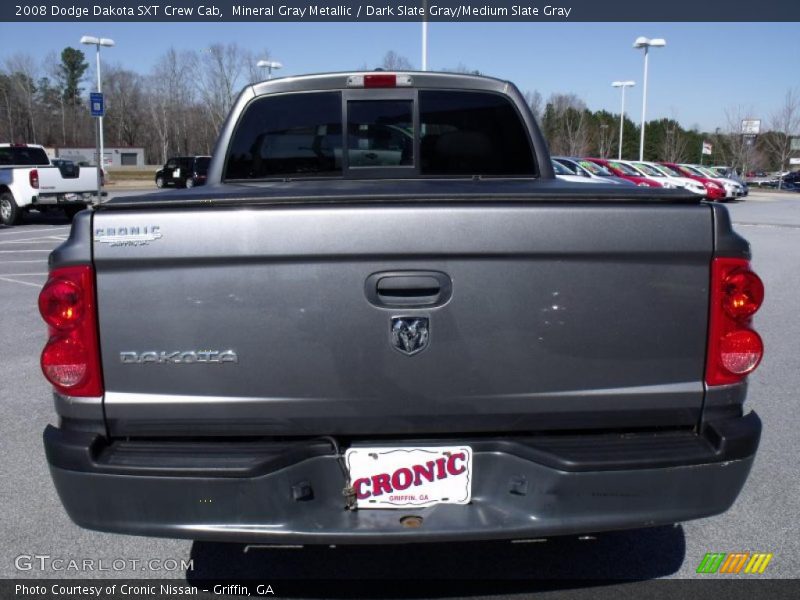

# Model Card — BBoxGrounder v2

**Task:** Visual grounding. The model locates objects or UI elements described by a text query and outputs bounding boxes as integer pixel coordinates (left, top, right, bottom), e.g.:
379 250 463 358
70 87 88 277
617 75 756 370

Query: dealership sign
741 119 761 135
702 142 713 155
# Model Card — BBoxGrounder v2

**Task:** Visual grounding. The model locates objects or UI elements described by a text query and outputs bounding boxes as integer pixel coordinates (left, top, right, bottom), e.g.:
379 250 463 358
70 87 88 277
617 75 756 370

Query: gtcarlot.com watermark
14 554 194 573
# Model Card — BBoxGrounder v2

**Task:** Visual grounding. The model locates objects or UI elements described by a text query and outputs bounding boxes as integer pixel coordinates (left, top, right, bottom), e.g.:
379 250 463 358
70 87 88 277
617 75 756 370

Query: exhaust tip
400 515 424 529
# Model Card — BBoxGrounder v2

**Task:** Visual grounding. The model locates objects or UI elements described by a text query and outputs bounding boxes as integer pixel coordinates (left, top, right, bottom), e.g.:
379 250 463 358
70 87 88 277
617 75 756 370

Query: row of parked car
151 152 761 201
552 157 748 200
746 170 800 190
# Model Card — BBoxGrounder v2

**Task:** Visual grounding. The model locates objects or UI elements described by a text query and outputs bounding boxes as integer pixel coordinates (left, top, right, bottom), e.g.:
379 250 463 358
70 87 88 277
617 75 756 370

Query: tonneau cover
99 179 699 209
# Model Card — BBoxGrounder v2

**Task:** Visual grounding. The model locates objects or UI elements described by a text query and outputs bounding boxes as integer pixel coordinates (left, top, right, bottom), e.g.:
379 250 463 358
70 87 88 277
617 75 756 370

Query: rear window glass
607 161 640 176
419 91 534 176
195 157 211 173
577 160 611 176
657 164 683 177
0 146 50 166
225 92 343 179
347 101 413 168
681 165 703 176
632 162 662 176
552 160 573 175
225 89 536 180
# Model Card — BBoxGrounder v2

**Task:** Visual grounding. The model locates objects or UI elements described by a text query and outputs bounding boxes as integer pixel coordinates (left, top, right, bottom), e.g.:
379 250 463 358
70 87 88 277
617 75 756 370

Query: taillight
29 169 39 189
38 266 103 397
706 257 764 386
722 268 764 319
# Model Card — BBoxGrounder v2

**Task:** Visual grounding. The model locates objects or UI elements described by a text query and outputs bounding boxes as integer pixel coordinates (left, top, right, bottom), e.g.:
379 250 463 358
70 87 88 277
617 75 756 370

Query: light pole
80 35 114 203
633 36 665 161
256 60 283 80
421 0 428 70
612 81 635 160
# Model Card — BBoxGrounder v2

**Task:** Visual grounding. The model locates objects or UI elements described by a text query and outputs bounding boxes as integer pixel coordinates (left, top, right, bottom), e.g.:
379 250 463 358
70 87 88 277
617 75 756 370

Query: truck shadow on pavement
187 525 685 596
0 210 71 228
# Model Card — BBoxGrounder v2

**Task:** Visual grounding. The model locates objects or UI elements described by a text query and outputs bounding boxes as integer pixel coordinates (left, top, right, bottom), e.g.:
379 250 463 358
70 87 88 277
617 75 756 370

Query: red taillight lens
39 278 83 330
722 268 764 319
706 257 764 386
29 168 39 189
38 265 103 397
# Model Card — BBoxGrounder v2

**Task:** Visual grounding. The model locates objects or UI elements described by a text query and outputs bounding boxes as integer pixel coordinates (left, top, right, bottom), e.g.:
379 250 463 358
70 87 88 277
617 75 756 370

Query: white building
54 146 145 168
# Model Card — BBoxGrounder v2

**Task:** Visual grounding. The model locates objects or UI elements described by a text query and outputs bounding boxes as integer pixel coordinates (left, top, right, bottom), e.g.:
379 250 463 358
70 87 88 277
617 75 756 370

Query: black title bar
4 0 800 22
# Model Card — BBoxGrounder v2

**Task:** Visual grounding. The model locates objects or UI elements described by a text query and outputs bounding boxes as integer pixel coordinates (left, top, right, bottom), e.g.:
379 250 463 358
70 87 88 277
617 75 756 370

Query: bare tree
247 49 272 84
147 49 195 163
0 72 14 140
41 51 67 146
104 64 147 148
543 93 589 156
381 51 413 70
762 89 800 188
597 123 617 158
4 54 38 142
198 44 247 132
715 105 760 175
523 90 543 123
660 123 688 163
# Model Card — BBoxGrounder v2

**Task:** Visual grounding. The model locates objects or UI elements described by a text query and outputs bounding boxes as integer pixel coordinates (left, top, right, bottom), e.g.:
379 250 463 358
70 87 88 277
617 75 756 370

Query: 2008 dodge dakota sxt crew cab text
40 72 764 544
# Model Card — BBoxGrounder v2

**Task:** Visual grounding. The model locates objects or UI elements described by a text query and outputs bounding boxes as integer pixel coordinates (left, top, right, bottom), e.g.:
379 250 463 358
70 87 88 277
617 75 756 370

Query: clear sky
1 21 797 131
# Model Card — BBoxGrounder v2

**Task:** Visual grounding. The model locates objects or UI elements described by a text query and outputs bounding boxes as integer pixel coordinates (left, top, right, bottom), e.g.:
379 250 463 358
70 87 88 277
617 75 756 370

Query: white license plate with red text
344 446 473 509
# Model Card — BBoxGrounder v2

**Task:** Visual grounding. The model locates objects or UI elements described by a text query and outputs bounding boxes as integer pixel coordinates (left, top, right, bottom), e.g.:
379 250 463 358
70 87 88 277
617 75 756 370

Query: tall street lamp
421 0 428 70
633 36 666 161
257 60 283 80
612 81 635 160
80 35 114 202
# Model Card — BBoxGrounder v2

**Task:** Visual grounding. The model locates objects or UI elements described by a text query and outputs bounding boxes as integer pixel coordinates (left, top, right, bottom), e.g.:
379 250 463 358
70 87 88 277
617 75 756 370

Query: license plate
345 446 473 509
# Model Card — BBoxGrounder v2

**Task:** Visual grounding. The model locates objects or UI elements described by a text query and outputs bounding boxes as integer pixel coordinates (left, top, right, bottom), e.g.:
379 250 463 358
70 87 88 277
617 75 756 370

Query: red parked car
661 162 726 200
584 158 662 187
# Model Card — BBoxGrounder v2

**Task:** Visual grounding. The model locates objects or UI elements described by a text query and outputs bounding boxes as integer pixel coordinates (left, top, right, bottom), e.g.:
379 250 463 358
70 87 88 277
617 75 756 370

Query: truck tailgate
94 202 712 437
38 165 97 194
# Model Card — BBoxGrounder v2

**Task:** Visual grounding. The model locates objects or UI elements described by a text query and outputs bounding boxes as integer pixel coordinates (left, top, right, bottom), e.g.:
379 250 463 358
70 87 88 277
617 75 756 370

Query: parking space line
0 272 48 276
735 222 800 230
0 227 70 236
0 249 52 253
0 276 42 288
0 236 66 245
0 260 45 264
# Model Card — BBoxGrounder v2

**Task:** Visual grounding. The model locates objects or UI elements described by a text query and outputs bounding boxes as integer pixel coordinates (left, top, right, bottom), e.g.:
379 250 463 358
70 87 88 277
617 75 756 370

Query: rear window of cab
0 146 50 166
224 90 536 180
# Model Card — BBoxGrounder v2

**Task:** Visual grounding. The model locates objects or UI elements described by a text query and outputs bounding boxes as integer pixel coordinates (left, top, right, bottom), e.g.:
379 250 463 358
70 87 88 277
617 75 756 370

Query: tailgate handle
366 271 452 308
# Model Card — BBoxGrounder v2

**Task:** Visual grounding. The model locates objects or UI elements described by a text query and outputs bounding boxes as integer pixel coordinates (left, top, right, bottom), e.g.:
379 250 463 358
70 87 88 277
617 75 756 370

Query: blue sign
90 92 104 117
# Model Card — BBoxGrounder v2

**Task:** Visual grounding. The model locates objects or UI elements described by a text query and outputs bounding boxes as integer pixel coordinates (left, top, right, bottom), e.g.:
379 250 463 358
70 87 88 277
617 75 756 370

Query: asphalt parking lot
1 191 798 589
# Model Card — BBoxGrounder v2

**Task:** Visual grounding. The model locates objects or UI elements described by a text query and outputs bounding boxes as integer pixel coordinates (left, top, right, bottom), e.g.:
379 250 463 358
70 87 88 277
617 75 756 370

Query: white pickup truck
0 143 102 226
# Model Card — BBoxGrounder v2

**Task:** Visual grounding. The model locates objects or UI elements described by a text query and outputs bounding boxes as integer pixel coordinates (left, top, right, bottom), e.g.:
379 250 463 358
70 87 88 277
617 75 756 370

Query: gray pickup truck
40 72 764 545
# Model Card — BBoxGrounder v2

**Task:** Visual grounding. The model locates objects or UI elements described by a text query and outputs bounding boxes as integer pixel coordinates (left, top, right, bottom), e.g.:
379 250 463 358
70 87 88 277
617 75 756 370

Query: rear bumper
34 194 93 205
44 413 761 544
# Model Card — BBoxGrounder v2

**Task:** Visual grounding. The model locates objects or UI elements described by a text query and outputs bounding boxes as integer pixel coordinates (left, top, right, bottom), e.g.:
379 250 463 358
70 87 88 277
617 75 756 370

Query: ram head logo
390 317 430 356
